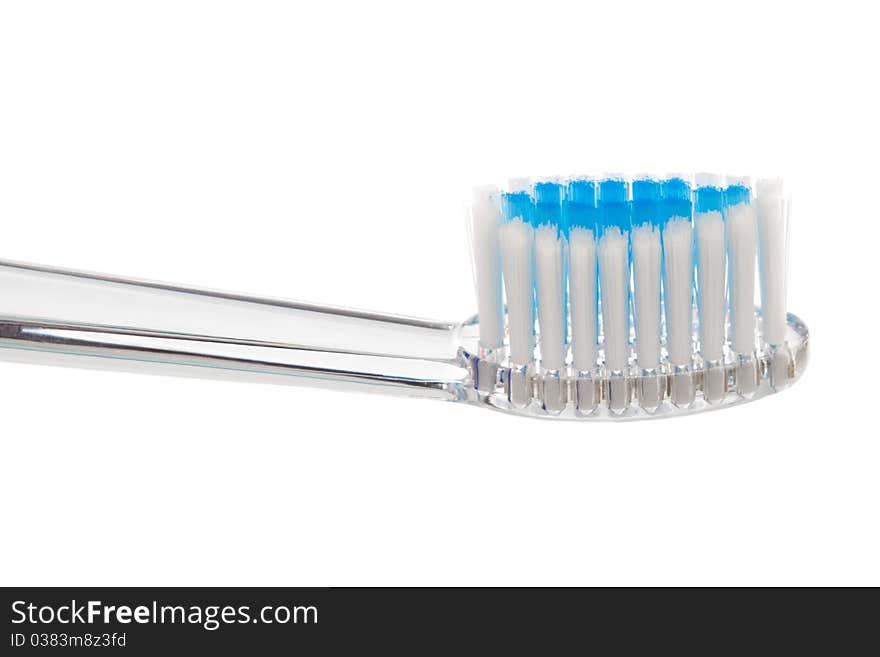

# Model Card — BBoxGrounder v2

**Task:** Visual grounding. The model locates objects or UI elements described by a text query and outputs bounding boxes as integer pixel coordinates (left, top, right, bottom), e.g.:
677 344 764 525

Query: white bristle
508 177 532 193
470 186 504 350
631 222 662 370
662 217 694 365
756 177 783 197
499 217 535 365
569 227 597 371
755 178 787 346
535 224 565 371
725 200 757 354
694 210 726 361
695 172 722 188
597 226 629 372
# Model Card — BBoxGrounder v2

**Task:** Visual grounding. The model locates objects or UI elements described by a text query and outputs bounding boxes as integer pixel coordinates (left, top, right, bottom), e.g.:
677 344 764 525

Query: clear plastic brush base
459 312 808 421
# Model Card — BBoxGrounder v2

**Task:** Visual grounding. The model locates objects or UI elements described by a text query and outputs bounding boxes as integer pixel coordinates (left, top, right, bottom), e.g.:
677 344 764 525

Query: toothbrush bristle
660 177 694 372
533 181 566 373
755 179 787 347
694 180 726 363
597 178 631 377
724 181 758 357
470 186 505 350
565 179 598 374
498 208 535 366
631 178 662 373
468 172 793 415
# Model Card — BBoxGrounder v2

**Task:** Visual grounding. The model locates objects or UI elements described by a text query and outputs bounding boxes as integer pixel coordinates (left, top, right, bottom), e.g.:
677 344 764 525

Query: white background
0 1 877 586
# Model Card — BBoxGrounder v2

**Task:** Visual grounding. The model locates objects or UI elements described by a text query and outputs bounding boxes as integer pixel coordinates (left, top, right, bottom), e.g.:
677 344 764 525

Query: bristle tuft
470 186 504 349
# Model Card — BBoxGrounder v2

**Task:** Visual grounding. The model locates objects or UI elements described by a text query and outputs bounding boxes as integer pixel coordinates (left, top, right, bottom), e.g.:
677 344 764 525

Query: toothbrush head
463 173 809 420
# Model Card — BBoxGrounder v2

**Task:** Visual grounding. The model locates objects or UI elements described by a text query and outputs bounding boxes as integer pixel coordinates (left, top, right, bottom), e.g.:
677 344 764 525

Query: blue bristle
632 178 661 228
724 184 751 207
694 183 723 214
563 179 598 233
660 177 693 223
501 190 534 225
534 181 563 231
598 178 631 233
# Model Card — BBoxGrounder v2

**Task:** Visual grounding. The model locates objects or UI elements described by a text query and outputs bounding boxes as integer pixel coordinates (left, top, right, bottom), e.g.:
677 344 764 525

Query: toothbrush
0 173 807 421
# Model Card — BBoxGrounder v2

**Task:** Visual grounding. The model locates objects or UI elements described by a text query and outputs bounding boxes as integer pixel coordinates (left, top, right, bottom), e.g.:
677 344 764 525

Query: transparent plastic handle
0 260 468 399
